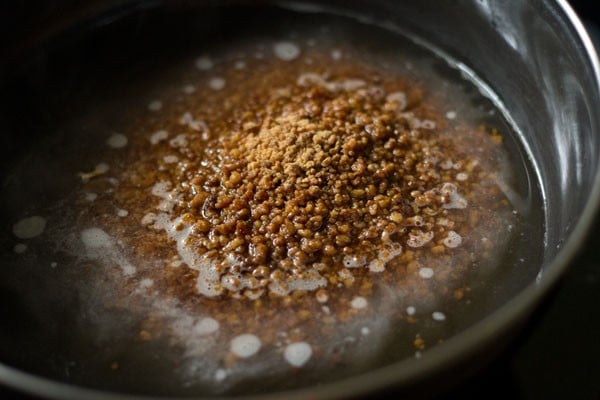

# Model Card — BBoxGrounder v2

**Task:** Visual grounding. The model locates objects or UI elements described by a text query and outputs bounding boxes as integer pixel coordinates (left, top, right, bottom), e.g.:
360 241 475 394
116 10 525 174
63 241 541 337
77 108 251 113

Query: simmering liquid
0 4 543 396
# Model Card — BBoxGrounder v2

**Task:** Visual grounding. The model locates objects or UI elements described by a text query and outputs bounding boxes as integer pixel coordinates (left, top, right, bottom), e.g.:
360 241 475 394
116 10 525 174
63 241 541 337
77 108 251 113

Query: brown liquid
0 5 542 395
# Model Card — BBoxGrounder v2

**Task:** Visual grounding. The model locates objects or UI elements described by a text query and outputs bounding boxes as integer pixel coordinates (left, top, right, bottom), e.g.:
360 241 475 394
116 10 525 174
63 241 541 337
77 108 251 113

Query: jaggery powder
142 69 475 300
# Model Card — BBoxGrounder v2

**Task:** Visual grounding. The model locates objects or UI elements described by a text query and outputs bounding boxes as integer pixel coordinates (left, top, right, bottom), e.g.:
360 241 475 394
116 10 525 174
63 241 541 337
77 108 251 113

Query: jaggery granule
140 69 480 300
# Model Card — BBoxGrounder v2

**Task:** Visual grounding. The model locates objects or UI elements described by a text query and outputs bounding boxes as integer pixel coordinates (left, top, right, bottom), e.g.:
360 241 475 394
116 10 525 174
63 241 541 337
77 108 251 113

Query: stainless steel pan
1 1 599 398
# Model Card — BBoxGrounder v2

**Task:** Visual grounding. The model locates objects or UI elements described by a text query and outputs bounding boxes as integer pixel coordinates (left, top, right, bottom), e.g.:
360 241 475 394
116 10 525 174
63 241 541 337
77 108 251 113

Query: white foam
195 56 214 70
343 255 367 268
283 342 312 367
273 41 301 61
446 111 457 119
182 84 196 94
153 214 223 297
85 192 97 202
169 134 188 148
406 306 416 316
443 231 463 248
13 243 27 253
340 79 366 91
441 183 468 209
139 278 154 289
96 163 109 174
214 369 228 382
268 269 327 296
179 112 208 132
386 91 407 111
419 267 434 279
316 290 328 303
297 73 365 92
13 216 46 239
367 242 402 273
208 77 226 91
432 311 446 321
81 228 113 248
80 228 136 276
117 209 129 217
193 317 220 335
407 230 434 248
230 334 261 358
149 130 169 144
331 49 342 60
420 120 436 129
141 213 157 225
163 155 179 164
106 133 128 148
351 296 368 309
148 100 162 111
337 268 354 282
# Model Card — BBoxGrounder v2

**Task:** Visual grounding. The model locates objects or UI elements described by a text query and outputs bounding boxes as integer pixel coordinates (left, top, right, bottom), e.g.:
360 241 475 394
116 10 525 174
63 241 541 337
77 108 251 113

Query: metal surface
0 0 599 398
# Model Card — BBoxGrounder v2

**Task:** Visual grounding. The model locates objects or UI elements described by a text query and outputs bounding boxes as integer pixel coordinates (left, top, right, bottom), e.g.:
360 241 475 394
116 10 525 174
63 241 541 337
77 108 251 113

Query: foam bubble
148 100 162 111
152 214 223 297
297 73 365 92
193 317 220 335
230 334 261 358
214 369 228 382
268 269 327 296
441 183 468 209
149 130 169 144
81 228 136 276
106 133 128 148
13 243 27 253
418 267 434 279
432 311 446 321
343 255 366 268
182 84 196 94
195 56 214 70
179 112 208 132
163 155 179 164
283 342 312 367
273 41 301 61
81 228 112 248
95 163 109 174
208 77 226 91
443 231 463 248
351 296 368 309
407 230 434 248
13 216 46 239
169 134 188 148
139 278 154 289
85 192 97 202
386 91 407 110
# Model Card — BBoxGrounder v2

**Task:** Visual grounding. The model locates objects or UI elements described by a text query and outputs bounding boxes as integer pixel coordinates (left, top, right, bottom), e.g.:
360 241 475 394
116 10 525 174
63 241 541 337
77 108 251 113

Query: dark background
1 1 599 399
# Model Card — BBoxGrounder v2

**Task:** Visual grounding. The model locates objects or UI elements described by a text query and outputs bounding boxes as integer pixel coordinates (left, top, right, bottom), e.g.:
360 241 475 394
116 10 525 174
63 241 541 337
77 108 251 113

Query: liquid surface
0 5 543 396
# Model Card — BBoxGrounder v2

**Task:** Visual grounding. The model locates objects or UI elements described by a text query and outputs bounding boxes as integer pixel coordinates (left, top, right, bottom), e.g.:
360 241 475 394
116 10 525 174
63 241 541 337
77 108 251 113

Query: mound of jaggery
146 72 477 300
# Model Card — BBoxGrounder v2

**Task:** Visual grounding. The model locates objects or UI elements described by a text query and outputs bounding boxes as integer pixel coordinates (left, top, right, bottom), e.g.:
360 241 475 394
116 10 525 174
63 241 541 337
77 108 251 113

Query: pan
0 0 599 398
